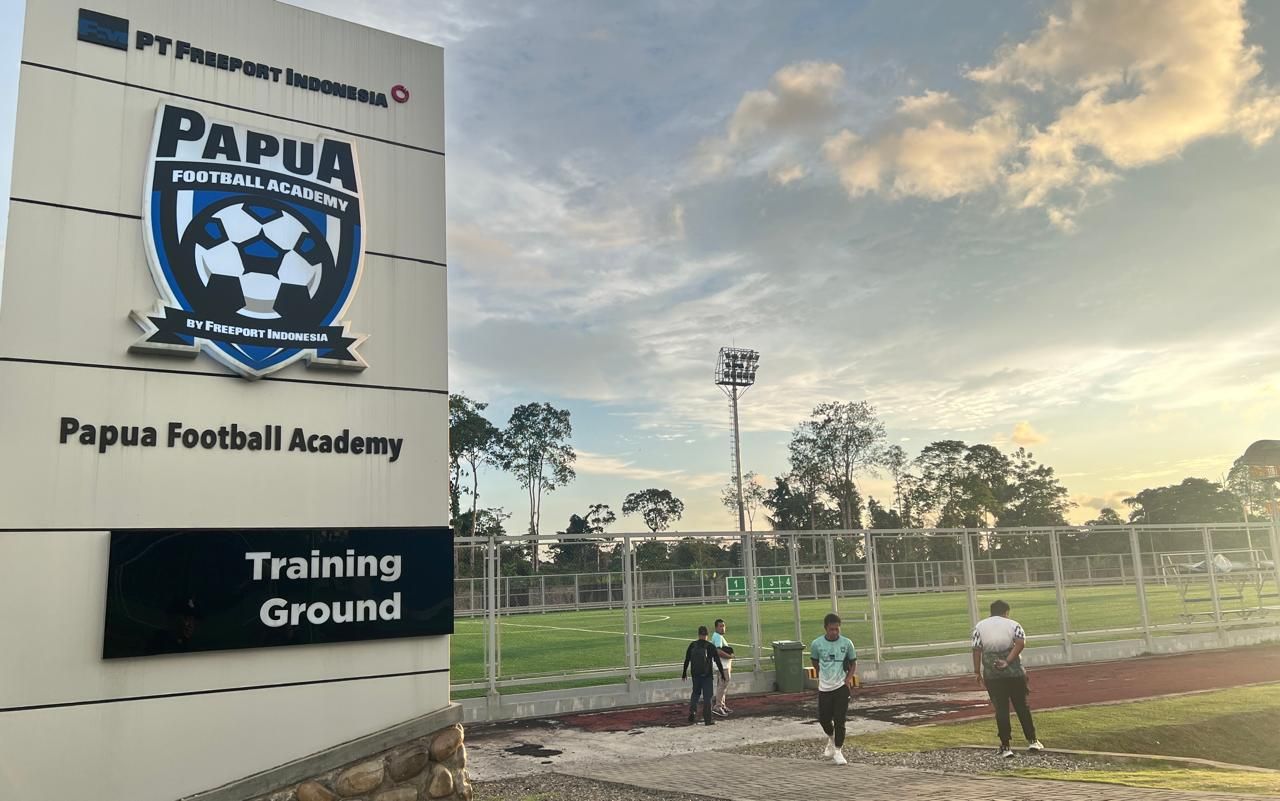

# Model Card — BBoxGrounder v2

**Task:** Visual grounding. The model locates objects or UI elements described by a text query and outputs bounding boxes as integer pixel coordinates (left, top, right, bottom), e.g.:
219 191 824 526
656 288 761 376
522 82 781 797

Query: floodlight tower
716 346 762 683
715 347 760 531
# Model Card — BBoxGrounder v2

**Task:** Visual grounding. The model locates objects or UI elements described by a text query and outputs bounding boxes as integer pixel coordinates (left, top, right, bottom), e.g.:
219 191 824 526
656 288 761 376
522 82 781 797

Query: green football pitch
450 582 1250 685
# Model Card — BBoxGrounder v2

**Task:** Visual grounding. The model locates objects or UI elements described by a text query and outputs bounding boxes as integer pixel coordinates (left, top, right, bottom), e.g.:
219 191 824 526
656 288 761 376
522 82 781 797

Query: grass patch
452 584 1199 682
851 683 1280 769
1008 766 1280 796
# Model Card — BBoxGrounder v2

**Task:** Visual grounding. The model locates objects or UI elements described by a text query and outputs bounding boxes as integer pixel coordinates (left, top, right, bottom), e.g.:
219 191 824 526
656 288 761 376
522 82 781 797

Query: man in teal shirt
810 612 857 765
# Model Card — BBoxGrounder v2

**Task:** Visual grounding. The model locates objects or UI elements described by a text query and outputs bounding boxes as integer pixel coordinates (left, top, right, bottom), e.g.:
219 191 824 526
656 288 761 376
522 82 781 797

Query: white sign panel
0 3 448 799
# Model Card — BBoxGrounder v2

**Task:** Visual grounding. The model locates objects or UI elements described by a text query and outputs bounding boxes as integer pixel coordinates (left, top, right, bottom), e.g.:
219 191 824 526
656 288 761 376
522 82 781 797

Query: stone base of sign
183 704 468 801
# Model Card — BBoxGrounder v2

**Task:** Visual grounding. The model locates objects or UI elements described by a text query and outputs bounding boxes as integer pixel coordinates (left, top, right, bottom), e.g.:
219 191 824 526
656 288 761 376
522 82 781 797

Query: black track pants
817 685 850 747
985 676 1036 745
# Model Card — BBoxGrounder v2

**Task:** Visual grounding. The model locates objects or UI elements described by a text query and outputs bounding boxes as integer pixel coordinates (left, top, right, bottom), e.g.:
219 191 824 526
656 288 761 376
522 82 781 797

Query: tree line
451 394 1268 576
450 394 690 574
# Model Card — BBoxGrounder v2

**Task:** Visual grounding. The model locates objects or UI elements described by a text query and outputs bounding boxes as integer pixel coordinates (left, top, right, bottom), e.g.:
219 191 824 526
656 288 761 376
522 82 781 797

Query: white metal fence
452 523 1280 700
453 551 1169 614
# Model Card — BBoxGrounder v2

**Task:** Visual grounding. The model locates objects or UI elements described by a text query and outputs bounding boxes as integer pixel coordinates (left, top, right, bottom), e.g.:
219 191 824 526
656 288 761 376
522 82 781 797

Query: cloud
450 320 650 402
576 451 686 482
699 61 845 175
729 62 846 145
823 108 1018 200
448 222 517 268
811 0 1280 229
976 0 1280 228
282 0 491 45
577 452 724 491
1010 421 1047 446
1105 453 1237 483
770 164 808 185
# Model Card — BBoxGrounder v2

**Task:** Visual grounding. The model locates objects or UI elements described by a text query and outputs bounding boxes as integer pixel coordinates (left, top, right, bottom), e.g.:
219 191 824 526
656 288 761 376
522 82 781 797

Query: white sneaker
1027 740 1044 752
822 738 836 758
997 746 1015 759
832 749 847 765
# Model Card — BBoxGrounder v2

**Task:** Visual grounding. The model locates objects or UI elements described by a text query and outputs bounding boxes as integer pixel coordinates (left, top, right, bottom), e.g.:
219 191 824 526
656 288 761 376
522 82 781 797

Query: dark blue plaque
103 528 453 658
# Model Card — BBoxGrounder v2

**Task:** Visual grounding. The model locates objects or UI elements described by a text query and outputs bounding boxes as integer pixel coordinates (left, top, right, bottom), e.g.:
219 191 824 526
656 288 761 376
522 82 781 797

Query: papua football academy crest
131 103 368 379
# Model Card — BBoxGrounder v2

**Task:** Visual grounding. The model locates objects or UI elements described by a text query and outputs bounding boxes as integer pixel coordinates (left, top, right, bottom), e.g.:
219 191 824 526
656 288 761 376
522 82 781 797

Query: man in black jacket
682 625 727 725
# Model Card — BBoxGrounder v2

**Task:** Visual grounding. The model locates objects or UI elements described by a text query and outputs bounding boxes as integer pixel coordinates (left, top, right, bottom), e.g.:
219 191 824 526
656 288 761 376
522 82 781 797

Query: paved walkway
561 752 1257 801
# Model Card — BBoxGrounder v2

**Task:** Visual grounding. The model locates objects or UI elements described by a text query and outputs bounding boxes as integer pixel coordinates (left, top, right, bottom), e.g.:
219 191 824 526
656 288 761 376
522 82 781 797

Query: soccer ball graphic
190 200 331 321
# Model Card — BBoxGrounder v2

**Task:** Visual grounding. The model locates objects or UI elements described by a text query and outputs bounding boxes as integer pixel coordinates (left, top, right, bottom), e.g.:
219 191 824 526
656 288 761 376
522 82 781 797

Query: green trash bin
771 640 806 693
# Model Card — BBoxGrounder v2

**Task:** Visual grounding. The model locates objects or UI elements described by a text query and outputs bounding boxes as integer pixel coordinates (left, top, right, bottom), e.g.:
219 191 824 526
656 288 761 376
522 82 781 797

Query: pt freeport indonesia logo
76 9 409 109
131 104 369 379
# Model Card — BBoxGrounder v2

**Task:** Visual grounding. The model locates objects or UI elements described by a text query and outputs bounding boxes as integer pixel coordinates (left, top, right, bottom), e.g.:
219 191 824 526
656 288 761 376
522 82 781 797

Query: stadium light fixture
715 346 760 534
716 346 763 680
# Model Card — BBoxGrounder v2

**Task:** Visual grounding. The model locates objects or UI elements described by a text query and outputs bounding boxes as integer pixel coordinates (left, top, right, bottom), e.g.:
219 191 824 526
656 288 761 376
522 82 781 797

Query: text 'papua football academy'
58 418 405 462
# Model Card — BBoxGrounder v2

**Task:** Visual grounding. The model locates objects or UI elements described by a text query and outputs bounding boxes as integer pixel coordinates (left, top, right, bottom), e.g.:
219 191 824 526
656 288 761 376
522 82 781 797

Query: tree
453 506 511 578
720 471 767 530
911 440 1022 527
897 472 927 529
787 436 829 530
764 476 806 531
585 503 617 571
867 497 903 529
671 537 727 570
633 539 671 570
453 507 530 577
622 488 685 533
963 444 1013 526
1064 506 1130 556
1087 507 1125 526
1001 448 1072 527
794 401 886 529
884 444 909 517
449 394 501 543
1124 478 1243 525
496 403 576 572
1225 462 1271 522
914 440 973 526
550 514 595 573
868 496 928 562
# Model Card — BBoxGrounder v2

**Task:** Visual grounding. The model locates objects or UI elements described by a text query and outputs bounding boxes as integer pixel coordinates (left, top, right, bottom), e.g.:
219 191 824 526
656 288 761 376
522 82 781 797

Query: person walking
710 618 734 717
972 599 1044 758
682 625 727 725
810 613 857 765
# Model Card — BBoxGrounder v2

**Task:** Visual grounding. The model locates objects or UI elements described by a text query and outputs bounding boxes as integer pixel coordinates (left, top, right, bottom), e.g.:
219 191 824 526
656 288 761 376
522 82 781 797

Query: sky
2 0 1278 533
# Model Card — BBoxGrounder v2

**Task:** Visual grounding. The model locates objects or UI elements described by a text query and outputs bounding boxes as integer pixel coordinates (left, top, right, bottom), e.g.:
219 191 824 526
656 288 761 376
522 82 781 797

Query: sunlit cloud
810 0 1280 229
698 61 845 176
1011 421 1047 446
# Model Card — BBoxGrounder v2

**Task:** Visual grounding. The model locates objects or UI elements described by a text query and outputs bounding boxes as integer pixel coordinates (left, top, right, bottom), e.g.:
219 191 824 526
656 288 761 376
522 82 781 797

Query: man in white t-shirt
972 599 1044 758
710 618 733 717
